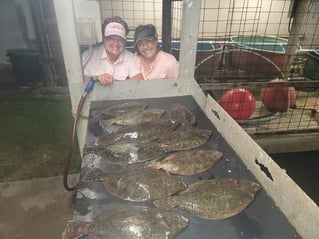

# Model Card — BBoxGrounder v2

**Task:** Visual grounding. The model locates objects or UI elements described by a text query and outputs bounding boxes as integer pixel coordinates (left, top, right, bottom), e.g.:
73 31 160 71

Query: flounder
82 167 187 202
146 149 223 175
90 101 148 117
157 127 212 151
99 108 165 126
153 178 260 220
62 205 188 239
97 142 167 165
169 103 197 126
98 119 179 146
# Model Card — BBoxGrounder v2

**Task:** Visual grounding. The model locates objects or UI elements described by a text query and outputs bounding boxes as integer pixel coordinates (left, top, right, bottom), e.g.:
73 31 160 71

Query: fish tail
145 161 161 170
153 197 177 210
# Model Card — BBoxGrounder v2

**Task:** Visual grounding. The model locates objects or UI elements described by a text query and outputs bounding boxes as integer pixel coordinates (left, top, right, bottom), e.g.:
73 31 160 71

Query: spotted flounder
169 103 197 126
146 149 223 175
97 142 167 165
153 178 260 220
99 108 165 126
91 101 148 117
98 119 179 146
62 205 188 239
82 167 186 202
157 127 212 151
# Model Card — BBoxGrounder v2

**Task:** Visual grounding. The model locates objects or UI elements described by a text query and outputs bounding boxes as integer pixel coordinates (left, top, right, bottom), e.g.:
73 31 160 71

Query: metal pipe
283 0 313 75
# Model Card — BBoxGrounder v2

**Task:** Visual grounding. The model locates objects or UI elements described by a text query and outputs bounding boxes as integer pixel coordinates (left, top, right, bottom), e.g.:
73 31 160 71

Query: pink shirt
83 44 141 81
134 50 179 80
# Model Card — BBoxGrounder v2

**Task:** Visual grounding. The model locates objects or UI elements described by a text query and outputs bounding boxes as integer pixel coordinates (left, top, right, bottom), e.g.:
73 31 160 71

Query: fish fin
98 134 114 146
99 119 113 127
153 197 177 210
82 168 105 182
83 144 103 154
62 220 91 239
90 111 101 118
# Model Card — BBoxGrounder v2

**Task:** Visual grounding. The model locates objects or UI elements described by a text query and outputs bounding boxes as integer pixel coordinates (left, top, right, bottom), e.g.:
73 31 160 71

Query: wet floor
0 174 79 239
270 150 319 205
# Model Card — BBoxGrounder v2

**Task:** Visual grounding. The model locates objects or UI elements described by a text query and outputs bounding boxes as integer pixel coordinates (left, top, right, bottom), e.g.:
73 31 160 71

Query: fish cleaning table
74 95 301 239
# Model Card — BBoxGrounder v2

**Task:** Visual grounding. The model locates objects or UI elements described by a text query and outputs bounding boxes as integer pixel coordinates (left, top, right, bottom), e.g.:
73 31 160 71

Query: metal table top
74 95 300 239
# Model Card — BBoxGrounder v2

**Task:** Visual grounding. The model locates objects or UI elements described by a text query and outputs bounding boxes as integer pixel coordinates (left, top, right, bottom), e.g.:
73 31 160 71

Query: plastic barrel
304 50 319 80
6 49 43 86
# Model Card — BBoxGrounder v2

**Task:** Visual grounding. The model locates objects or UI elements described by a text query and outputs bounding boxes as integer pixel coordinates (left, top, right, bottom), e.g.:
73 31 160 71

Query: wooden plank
200 80 319 91
252 132 319 153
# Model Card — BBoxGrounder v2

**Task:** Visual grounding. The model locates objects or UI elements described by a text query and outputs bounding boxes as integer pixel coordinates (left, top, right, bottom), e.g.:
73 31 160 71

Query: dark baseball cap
134 24 158 45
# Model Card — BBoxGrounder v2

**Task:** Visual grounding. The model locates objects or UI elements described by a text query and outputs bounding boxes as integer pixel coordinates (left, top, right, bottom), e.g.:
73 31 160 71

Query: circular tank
171 39 222 79
229 35 288 75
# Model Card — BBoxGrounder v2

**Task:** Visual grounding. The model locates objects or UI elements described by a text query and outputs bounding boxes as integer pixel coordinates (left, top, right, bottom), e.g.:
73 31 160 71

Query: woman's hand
98 73 113 86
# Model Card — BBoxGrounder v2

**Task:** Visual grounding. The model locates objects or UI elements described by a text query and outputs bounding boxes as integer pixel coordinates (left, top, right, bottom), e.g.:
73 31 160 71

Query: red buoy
260 78 297 112
220 88 256 120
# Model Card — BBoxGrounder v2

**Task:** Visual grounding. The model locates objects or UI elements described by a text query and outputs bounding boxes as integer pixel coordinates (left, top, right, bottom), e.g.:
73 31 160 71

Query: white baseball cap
104 22 126 40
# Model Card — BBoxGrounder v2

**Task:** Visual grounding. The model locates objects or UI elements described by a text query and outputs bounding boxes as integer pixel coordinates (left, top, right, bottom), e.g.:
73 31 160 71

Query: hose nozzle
83 76 97 96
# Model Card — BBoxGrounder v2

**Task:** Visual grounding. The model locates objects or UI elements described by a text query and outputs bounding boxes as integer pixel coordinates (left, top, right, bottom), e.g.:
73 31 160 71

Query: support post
178 0 202 81
162 0 172 53
283 0 312 77
52 0 86 155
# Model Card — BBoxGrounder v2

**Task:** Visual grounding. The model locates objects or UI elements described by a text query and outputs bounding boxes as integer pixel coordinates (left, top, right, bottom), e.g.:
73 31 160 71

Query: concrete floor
0 67 78 239
0 174 79 239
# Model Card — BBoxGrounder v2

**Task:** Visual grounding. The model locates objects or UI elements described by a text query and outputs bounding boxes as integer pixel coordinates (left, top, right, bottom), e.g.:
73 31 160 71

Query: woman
83 16 143 85
133 24 179 80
